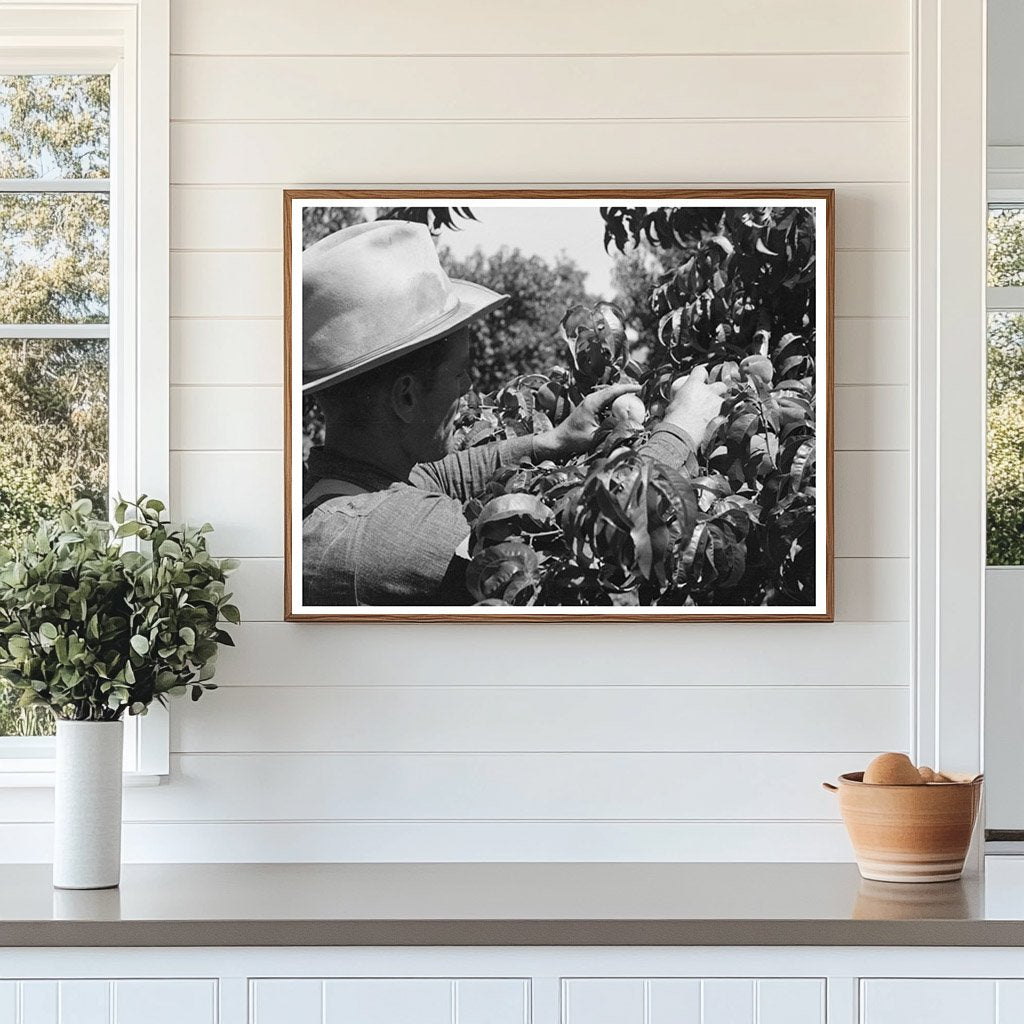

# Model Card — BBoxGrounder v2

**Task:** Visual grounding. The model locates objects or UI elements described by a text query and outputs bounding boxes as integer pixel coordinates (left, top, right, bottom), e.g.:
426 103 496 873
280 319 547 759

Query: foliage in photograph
0 498 238 728
438 246 592 393
449 205 819 607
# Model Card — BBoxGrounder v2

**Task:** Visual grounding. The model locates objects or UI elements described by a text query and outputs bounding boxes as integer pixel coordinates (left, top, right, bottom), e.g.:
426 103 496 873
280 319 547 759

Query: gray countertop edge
3 919 1023 948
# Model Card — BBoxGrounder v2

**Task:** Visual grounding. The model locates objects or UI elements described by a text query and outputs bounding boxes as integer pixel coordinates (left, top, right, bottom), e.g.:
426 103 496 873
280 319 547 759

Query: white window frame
914 0 986 840
0 0 169 784
986 199 1024 313
983 170 1024 840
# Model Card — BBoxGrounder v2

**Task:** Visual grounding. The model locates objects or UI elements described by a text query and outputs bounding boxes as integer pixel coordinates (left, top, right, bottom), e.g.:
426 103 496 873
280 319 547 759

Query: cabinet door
861 980 1024 1024
0 980 217 1024
562 978 825 1024
861 980 995 1023
249 978 528 1024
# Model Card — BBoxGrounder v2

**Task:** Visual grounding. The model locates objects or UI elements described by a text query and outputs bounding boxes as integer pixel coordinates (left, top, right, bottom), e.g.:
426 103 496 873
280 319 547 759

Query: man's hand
660 366 728 447
533 382 642 461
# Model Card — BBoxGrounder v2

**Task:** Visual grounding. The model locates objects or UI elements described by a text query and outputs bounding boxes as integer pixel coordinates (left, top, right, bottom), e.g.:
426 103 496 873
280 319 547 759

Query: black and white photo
285 191 833 621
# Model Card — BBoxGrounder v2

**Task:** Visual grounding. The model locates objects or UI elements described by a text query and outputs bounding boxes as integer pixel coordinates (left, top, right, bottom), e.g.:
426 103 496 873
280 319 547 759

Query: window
987 206 1024 565
0 2 169 778
0 73 111 738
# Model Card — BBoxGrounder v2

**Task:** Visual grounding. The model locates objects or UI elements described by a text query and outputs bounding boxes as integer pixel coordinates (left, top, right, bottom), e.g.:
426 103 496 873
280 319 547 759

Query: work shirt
302 426 694 607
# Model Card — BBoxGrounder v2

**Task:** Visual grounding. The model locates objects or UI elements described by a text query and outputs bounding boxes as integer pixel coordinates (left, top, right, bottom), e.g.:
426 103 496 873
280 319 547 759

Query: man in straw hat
302 219 725 606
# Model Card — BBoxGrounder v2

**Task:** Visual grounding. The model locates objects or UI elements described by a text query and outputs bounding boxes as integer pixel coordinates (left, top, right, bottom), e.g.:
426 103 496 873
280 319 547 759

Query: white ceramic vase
53 719 124 890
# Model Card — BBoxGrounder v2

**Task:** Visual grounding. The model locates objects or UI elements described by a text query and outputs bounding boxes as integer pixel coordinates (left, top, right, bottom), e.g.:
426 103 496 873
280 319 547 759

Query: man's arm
410 436 536 501
304 487 477 606
637 423 700 473
411 369 724 498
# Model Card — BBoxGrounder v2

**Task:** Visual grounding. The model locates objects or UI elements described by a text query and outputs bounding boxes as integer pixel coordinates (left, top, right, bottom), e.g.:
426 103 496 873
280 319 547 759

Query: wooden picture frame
284 189 834 622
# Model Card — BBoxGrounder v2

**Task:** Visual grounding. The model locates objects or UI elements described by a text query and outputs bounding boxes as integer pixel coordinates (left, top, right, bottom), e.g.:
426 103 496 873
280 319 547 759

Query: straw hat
302 220 509 393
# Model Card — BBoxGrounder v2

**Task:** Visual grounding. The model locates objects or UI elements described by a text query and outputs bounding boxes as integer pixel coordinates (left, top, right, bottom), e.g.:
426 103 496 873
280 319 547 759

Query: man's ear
388 372 419 424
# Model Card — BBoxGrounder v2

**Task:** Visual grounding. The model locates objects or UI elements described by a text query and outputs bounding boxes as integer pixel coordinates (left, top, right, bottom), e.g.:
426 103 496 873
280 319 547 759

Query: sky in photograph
436 205 619 298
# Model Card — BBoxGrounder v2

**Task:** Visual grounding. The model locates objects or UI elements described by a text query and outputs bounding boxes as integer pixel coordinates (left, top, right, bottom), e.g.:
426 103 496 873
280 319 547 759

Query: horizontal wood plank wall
0 0 917 863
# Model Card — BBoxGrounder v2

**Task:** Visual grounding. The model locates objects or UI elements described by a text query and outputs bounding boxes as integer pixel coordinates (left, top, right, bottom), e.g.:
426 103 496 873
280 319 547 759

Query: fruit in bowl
862 752 924 785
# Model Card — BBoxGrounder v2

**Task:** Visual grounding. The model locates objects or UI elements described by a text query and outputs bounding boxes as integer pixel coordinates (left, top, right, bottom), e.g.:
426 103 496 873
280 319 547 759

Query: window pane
0 75 109 179
0 693 54 738
0 338 109 539
0 192 109 324
0 337 107 738
988 313 1024 565
989 207 1024 288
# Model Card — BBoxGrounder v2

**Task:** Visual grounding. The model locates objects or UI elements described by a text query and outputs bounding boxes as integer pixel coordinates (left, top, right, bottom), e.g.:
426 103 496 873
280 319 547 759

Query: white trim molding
914 0 987 783
0 0 171 780
988 146 1024 195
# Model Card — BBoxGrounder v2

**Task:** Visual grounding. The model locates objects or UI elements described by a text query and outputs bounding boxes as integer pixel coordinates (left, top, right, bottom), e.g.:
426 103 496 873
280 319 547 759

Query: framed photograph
285 190 834 622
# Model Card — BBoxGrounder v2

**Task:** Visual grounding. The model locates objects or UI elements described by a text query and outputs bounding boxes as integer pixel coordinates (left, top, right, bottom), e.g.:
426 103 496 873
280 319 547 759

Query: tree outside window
988 208 1024 566
0 75 110 736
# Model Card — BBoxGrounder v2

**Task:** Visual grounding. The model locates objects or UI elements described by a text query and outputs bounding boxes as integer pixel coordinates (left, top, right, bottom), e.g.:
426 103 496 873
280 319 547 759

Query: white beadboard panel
170 451 283 557
835 250 910 318
171 54 908 122
834 319 910 386
121 751 863 821
227 558 283 620
171 187 282 251
170 685 909 754
457 981 530 1024
170 386 282 450
834 185 909 251
757 980 826 1024
168 315 911 388
170 183 909 253
170 319 282 386
170 249 908 320
136 0 918 868
228 556 908 623
211 621 909 688
324 981 451 1024
0 984 12 1024
826 978 857 1024
620 981 810 1024
250 980 322 1024
563 979 644 1024
834 385 910 451
170 121 909 186
218 619 909 688
997 981 1024 1023
170 0 910 56
860 981 996 1024
171 448 905 559
0 819 857 862
19 982 56 1023
170 383 903 453
59 980 110 1022
648 980 702 1023
171 252 280 318
834 451 910 558
702 980 755 1024
251 980 527 1024
833 558 909 622
114 981 218 1024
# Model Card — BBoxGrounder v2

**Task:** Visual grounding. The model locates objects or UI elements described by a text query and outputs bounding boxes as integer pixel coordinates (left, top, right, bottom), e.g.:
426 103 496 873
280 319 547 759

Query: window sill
0 766 165 788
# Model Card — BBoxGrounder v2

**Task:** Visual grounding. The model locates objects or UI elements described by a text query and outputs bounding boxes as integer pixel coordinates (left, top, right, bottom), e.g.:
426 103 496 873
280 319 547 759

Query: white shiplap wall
2 0 916 862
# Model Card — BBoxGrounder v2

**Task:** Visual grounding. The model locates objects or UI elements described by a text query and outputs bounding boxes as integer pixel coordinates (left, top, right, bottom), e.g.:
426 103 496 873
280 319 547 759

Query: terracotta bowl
823 772 983 883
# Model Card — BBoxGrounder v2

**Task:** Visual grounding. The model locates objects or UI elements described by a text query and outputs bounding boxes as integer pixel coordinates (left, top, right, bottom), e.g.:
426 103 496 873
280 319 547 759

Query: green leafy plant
0 496 238 722
451 205 819 608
